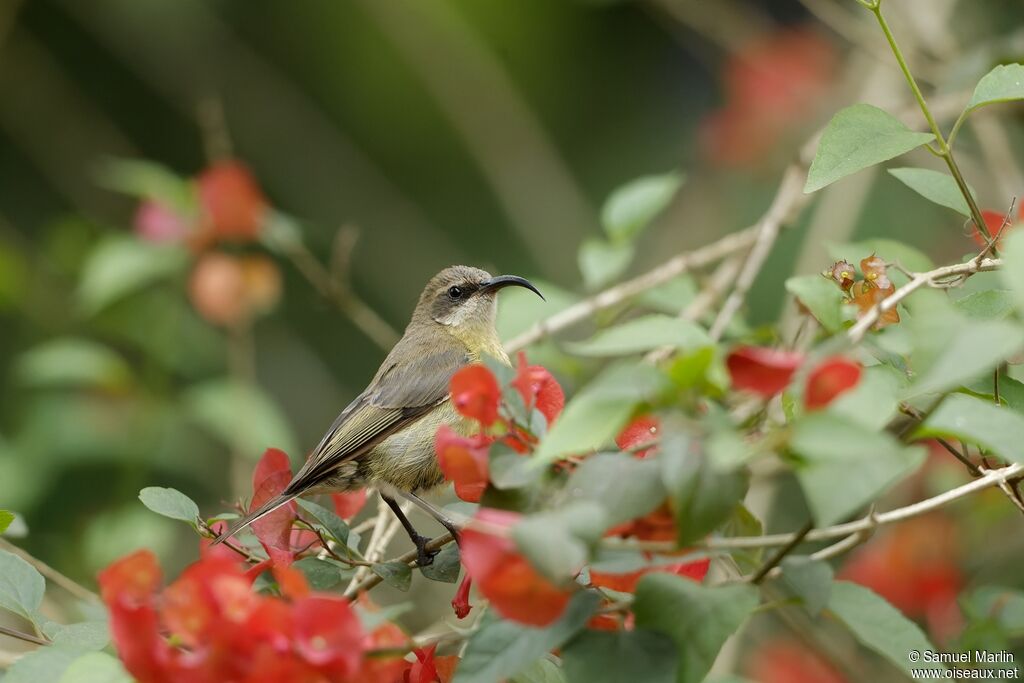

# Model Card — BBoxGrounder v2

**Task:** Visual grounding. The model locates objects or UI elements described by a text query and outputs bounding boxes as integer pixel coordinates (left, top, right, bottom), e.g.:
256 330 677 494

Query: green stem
869 5 992 240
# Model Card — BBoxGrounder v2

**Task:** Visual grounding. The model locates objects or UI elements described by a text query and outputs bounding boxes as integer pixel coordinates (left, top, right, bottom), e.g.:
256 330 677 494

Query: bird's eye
447 286 463 300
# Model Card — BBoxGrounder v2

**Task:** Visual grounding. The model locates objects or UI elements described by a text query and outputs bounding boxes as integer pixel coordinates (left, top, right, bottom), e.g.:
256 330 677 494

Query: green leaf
138 487 200 528
562 629 678 683
292 557 352 591
660 432 748 545
95 157 195 212
785 275 845 333
511 658 566 683
1000 231 1024 316
916 393 1024 463
564 452 666 527
0 510 13 534
490 445 540 489
792 414 925 525
183 379 298 458
827 581 945 674
14 338 133 390
453 591 599 683
769 557 833 616
58 651 133 683
966 63 1024 112
805 104 935 193
0 548 45 623
826 363 902 431
296 499 350 545
961 586 1024 633
44 621 110 651
888 167 973 217
76 237 189 315
579 238 634 290
955 290 1017 320
3 646 88 683
906 320 1024 397
513 502 606 583
372 561 412 592
634 574 758 683
420 543 461 583
601 172 683 243
565 315 710 357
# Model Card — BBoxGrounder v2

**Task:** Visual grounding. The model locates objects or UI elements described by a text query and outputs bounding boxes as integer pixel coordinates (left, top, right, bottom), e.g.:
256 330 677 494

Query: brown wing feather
283 340 469 494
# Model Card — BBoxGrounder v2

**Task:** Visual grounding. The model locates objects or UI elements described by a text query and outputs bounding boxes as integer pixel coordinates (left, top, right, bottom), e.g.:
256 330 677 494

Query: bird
213 265 544 565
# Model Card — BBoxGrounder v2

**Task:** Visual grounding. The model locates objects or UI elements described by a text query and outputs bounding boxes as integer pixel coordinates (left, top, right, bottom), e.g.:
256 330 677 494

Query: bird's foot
413 534 438 567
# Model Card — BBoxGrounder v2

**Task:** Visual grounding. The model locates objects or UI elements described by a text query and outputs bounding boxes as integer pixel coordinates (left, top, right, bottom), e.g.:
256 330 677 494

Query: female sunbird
213 265 543 564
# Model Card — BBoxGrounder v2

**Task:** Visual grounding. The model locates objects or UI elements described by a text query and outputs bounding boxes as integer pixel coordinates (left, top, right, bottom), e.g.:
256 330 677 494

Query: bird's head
413 266 544 339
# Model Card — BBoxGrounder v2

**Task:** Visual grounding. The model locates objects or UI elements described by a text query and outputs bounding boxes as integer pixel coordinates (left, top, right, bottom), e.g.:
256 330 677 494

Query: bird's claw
414 535 438 567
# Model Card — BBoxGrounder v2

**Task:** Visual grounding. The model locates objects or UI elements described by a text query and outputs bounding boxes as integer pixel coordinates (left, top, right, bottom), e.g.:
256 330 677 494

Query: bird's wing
283 345 469 494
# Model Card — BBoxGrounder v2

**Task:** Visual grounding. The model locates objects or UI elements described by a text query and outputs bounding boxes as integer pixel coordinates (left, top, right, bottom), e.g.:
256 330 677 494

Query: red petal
726 346 803 397
971 209 1015 249
589 557 709 594
615 415 660 457
511 353 566 425
330 490 368 520
860 254 891 290
451 576 473 620
197 160 266 242
273 565 311 600
134 200 191 243
449 364 501 426
435 425 492 503
292 596 364 675
805 357 862 411
250 448 297 568
460 509 572 627
98 549 162 606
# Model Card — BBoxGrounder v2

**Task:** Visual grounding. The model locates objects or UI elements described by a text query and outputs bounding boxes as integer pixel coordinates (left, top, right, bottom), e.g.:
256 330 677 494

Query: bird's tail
210 492 298 546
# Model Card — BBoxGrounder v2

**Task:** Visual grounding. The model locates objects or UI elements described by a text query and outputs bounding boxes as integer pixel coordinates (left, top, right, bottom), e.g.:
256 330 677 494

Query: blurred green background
0 0 1022 601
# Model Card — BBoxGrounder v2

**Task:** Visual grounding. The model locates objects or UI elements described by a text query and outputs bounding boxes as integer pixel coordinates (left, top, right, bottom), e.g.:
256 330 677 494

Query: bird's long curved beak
479 275 545 301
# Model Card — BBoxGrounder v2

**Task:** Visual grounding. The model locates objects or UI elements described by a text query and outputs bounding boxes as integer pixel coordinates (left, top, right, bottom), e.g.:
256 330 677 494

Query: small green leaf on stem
139 487 201 528
888 167 974 217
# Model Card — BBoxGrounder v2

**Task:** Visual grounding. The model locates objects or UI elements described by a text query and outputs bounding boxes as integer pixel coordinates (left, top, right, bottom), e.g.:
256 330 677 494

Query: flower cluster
439 357 709 628
99 550 379 682
825 254 900 329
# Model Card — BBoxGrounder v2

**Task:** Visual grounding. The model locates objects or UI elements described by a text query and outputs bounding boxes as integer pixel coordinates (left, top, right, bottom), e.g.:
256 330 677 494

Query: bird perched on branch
213 265 543 564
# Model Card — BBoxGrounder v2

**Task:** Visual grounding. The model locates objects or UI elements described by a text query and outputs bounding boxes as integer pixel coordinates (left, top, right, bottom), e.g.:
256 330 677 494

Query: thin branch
0 624 48 647
0 539 100 605
603 462 1024 553
846 258 1001 342
345 533 455 600
709 165 805 341
749 520 814 584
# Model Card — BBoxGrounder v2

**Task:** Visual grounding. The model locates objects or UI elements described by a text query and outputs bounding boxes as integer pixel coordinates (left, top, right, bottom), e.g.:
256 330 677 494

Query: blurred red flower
460 508 573 626
746 638 847 683
450 364 501 426
197 160 267 243
331 490 368 521
702 27 837 167
404 645 458 683
839 515 964 641
188 252 281 328
970 206 1021 250
451 575 473 620
590 557 709 594
435 425 493 503
804 357 861 411
99 550 377 683
615 415 660 457
727 346 803 397
510 352 565 425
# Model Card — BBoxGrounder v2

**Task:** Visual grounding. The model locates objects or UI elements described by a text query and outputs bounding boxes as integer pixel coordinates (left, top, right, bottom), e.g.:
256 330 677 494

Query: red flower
826 260 855 292
605 503 677 543
590 557 710 594
460 509 573 626
451 576 473 620
851 280 899 330
435 426 493 503
450 364 501 426
134 200 191 243
839 515 963 640
746 638 847 683
404 645 459 683
197 160 267 242
726 346 804 397
615 415 660 458
250 448 298 568
859 255 891 290
805 357 862 411
510 353 565 425
99 550 376 682
330 490 368 520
